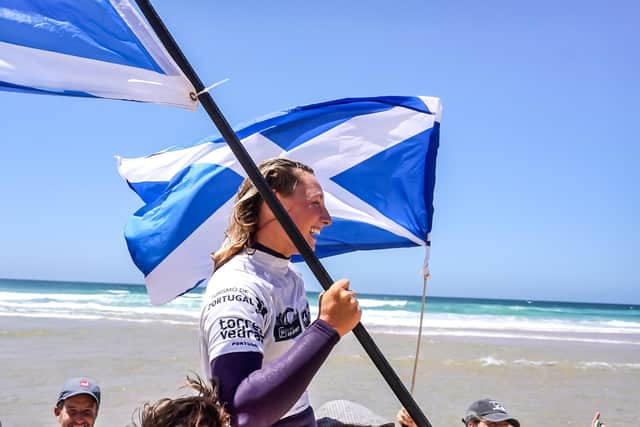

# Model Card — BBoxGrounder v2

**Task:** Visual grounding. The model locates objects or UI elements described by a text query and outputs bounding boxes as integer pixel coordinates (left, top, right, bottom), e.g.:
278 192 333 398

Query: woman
199 158 361 427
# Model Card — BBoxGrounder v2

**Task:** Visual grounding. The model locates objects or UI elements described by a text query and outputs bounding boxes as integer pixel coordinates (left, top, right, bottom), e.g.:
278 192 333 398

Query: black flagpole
134 1 432 426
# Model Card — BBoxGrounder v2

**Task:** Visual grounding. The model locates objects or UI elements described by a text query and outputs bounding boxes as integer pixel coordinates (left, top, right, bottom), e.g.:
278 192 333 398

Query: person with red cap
54 377 101 427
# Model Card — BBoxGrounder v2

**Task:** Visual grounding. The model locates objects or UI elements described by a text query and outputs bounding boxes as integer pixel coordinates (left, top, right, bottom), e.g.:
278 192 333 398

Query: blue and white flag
0 0 196 109
118 96 441 304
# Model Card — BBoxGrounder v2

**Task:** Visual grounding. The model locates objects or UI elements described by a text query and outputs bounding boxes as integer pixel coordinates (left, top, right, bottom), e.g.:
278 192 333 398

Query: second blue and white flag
118 96 441 304
0 0 196 109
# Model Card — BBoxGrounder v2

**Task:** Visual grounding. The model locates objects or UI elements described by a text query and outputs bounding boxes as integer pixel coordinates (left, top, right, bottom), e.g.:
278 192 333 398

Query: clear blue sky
1 0 638 304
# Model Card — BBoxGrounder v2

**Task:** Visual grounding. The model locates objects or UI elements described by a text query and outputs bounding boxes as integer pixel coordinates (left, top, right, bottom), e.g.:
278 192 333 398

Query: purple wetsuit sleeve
210 319 339 427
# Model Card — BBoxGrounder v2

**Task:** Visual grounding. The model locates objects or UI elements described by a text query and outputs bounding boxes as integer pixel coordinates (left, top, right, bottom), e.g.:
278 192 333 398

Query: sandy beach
1 316 638 426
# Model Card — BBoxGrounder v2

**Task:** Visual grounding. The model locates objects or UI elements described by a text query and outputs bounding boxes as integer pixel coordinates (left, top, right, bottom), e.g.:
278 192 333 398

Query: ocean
2 277 639 346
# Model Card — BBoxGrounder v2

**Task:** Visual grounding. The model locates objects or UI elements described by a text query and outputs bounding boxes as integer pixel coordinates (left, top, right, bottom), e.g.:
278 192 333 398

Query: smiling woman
211 158 318 269
200 157 362 426
255 163 332 258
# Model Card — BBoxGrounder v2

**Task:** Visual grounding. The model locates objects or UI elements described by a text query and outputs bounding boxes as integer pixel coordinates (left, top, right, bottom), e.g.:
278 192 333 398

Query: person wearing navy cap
461 399 520 427
397 398 520 427
54 377 101 427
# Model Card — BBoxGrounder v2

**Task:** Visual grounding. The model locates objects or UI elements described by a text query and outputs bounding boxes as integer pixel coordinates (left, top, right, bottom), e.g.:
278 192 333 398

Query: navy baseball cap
56 377 101 407
462 399 520 427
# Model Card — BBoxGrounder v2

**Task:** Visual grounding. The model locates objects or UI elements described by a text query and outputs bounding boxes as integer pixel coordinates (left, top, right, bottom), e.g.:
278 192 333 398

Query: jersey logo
219 317 264 343
255 297 268 317
274 307 303 342
300 303 311 327
207 288 268 318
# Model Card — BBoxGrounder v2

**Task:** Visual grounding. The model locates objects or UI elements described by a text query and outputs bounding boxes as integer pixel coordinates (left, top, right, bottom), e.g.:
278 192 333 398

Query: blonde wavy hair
211 158 314 270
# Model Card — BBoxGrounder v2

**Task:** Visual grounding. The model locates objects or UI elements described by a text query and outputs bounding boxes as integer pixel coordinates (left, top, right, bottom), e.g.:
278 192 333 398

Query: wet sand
1 316 638 426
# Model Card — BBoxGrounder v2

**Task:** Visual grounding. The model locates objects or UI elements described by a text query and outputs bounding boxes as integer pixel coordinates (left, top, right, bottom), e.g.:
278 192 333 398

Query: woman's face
278 171 332 255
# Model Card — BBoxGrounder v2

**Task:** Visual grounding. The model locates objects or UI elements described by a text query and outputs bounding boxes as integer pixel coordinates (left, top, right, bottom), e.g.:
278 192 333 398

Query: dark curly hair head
131 374 229 427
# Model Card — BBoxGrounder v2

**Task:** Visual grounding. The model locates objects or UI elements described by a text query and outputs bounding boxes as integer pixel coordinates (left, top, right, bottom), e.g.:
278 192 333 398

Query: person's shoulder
287 264 306 286
210 256 269 286
205 259 273 305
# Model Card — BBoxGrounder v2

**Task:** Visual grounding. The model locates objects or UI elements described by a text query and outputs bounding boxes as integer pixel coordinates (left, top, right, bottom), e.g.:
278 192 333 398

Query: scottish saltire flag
0 0 196 109
118 96 441 304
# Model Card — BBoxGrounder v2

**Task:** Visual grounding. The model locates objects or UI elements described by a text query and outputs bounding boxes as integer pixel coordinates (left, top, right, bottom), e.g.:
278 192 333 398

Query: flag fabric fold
118 96 441 304
0 0 196 109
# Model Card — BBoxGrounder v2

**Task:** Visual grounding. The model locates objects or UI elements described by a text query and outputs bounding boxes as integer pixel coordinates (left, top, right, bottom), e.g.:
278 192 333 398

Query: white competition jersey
199 248 312 418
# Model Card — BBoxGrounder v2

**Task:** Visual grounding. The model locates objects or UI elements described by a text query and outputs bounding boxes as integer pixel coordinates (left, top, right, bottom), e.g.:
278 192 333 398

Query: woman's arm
212 319 339 427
